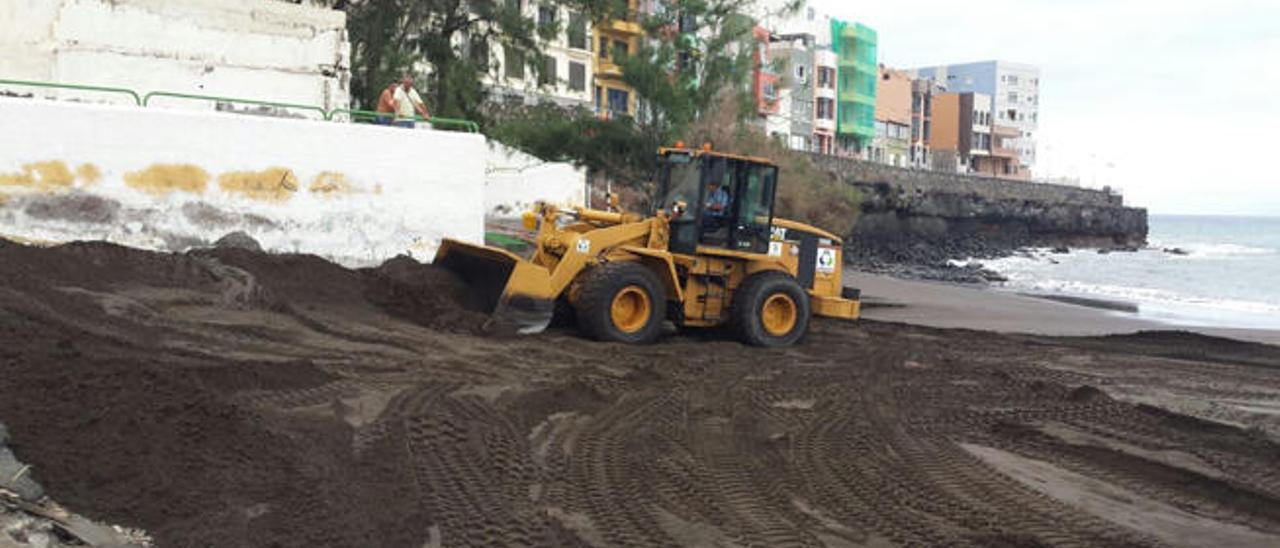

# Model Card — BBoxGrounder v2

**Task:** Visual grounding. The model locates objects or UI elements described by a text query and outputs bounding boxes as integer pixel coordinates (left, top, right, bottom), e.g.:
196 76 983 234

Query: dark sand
1 241 1278 547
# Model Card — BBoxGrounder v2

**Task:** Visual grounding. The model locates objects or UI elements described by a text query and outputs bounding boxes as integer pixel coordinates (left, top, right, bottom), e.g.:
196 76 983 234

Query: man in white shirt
392 74 431 128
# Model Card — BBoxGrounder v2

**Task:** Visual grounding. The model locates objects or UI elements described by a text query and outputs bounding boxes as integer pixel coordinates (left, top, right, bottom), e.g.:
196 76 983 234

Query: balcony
991 125 1019 158
595 60 624 80
598 10 643 36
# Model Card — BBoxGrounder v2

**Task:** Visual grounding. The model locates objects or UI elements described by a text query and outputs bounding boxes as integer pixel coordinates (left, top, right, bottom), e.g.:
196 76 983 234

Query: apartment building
593 0 644 118
752 26 782 121
871 66 911 167
929 92 994 174
912 60 1040 174
813 49 838 155
831 19 877 157
767 33 819 152
909 77 944 169
756 4 836 155
477 1 595 110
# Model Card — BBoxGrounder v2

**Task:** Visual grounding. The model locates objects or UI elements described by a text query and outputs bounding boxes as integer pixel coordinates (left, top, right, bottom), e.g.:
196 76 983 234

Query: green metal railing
327 108 479 133
142 91 328 118
0 78 479 133
0 78 141 106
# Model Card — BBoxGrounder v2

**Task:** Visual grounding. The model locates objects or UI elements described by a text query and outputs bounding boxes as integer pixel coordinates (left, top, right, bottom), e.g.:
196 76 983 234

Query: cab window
729 164 776 254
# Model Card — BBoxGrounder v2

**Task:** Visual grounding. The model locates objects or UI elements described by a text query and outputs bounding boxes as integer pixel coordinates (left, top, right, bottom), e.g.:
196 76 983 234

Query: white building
0 0 350 115
475 2 594 110
912 61 1041 173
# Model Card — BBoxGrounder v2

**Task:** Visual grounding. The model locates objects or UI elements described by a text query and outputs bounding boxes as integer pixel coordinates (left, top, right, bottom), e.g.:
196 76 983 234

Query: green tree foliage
304 0 556 121
495 0 796 188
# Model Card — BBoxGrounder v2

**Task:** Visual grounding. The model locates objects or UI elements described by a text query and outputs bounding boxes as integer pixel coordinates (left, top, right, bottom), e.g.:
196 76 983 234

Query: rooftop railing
0 78 480 133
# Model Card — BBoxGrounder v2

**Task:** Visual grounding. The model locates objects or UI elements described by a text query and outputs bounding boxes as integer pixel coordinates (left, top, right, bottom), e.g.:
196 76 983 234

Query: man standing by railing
375 81 397 125
393 74 430 128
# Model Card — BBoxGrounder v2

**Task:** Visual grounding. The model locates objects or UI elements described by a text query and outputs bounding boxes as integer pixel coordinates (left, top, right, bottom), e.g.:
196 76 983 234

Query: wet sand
848 270 1280 345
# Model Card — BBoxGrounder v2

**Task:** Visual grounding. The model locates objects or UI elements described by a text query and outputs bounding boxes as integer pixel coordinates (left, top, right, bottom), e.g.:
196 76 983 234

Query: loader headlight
521 211 538 231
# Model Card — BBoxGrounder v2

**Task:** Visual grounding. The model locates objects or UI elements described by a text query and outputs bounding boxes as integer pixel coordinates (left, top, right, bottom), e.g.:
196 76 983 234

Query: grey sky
807 0 1280 216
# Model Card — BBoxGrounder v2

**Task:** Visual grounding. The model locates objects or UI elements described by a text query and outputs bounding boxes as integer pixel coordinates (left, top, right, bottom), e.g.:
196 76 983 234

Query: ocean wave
1000 275 1280 316
1149 241 1276 258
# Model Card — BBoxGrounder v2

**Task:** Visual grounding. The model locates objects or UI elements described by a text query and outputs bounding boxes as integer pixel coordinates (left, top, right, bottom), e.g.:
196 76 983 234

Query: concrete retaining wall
0 97 485 266
485 144 586 218
0 0 349 111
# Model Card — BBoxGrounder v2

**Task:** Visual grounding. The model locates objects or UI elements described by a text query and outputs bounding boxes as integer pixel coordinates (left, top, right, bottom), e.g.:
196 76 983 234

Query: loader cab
656 148 779 256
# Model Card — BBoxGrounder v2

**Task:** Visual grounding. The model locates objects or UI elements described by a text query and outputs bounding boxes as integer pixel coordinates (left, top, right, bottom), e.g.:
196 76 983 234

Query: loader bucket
434 239 555 335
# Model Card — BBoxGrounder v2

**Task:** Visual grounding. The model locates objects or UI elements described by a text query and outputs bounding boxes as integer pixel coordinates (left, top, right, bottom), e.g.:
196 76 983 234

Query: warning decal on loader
816 247 837 274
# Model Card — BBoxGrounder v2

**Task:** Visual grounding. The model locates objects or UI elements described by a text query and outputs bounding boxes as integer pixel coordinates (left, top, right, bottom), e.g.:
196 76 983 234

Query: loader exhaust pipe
434 239 554 335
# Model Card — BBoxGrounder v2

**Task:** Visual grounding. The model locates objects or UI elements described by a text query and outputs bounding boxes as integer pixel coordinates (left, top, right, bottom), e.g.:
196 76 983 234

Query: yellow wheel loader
435 145 861 347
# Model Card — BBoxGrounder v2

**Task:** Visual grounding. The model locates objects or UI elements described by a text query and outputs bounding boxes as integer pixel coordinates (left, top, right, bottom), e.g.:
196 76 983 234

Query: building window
1008 75 1019 85
599 36 608 59
818 67 833 88
679 13 697 33
606 88 629 116
538 4 556 31
612 40 629 61
539 55 557 86
816 98 834 120
923 120 931 141
504 47 525 79
1008 92 1018 102
470 36 490 67
795 65 806 83
505 0 521 11
567 12 587 49
911 118 920 140
569 61 586 91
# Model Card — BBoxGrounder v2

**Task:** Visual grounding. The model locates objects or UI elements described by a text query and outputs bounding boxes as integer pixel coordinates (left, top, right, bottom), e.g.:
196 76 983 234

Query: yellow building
593 0 643 119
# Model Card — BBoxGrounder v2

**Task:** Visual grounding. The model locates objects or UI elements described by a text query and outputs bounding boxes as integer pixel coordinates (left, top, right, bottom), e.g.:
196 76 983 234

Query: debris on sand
1 421 152 547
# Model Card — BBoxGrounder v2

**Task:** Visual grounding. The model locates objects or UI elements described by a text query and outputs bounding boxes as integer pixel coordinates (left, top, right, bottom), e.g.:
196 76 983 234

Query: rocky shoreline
845 238 1154 285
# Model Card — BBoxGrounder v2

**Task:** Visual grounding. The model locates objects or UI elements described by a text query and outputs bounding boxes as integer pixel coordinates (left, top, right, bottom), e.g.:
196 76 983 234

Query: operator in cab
703 179 730 229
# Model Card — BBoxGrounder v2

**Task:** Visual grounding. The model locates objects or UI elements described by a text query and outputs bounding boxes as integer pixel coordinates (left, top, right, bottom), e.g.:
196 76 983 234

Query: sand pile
0 241 489 547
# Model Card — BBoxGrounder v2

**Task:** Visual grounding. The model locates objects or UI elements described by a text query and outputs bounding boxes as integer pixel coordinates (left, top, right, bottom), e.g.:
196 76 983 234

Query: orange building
870 66 912 166
752 26 781 116
930 91 1026 179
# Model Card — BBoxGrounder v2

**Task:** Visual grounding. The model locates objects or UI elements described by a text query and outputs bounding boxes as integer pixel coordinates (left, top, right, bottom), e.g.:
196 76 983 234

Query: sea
973 215 1280 330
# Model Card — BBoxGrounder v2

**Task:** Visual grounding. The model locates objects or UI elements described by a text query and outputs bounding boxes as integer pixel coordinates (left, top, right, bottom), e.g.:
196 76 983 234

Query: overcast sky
807 0 1280 216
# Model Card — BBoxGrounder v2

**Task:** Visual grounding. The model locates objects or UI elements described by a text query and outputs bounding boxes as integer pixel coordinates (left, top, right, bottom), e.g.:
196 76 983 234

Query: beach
848 270 1280 345
1 240 1278 547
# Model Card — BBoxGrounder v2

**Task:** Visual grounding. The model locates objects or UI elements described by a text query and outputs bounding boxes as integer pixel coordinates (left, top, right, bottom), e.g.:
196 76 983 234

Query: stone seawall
809 154 1149 263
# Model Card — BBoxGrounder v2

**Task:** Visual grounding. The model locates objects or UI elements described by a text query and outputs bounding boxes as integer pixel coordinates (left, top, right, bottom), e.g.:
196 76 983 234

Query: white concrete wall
485 144 585 218
0 0 349 113
0 97 484 266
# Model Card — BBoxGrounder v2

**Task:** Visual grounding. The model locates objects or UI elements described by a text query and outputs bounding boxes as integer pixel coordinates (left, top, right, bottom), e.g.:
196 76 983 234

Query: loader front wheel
575 262 663 344
731 271 811 348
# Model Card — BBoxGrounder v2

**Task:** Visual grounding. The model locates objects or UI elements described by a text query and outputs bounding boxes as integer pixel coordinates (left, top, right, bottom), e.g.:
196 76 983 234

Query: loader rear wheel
731 271 810 348
575 262 664 344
